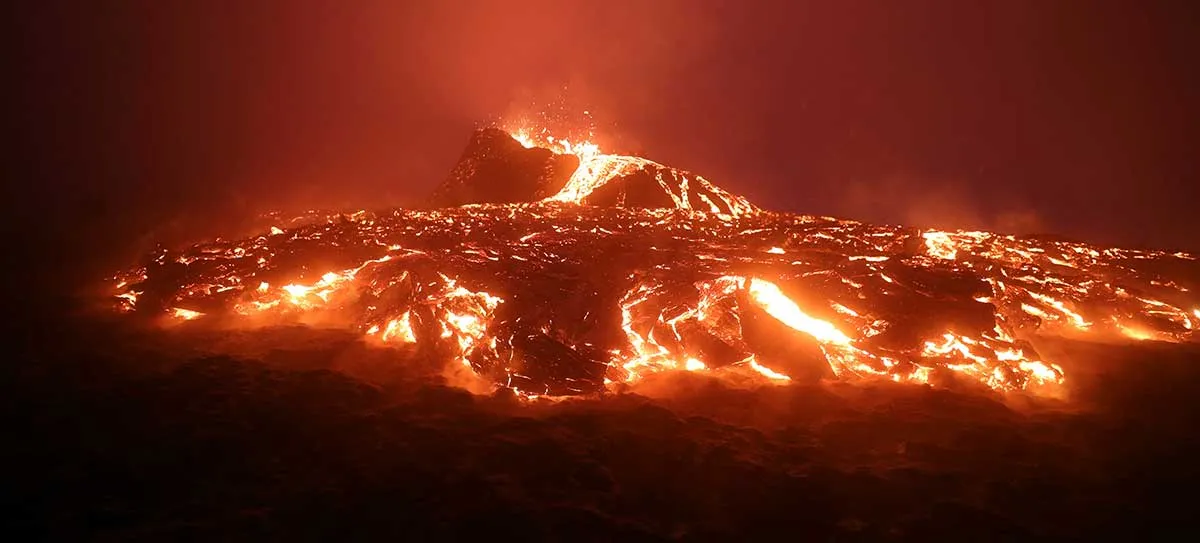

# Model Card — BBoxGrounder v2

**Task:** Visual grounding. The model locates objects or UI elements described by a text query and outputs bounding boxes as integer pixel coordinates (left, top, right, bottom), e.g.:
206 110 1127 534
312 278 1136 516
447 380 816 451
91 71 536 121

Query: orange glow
505 126 759 219
115 290 140 310
379 311 417 343
1117 324 1157 341
747 356 791 381
171 307 203 320
745 278 852 345
923 230 958 260
106 130 1200 399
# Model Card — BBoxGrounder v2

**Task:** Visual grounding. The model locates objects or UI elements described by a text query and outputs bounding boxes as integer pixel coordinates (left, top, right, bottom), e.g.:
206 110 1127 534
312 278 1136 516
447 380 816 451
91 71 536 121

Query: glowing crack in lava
109 127 1200 397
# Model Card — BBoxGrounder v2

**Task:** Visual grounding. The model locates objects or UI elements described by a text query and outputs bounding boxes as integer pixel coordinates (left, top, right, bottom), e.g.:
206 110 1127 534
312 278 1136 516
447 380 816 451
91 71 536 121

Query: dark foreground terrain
4 303 1199 541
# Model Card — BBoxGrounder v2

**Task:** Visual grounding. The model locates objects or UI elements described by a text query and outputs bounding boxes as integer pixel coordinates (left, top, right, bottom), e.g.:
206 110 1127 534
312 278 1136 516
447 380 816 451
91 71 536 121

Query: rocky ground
4 304 1198 541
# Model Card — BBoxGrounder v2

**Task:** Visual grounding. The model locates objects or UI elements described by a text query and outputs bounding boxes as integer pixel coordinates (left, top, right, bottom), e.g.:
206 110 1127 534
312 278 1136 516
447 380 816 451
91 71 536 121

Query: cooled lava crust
110 129 1200 397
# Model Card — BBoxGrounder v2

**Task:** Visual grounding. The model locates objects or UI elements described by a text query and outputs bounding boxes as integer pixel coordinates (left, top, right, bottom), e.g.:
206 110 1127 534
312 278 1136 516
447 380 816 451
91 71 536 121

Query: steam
840 175 1047 236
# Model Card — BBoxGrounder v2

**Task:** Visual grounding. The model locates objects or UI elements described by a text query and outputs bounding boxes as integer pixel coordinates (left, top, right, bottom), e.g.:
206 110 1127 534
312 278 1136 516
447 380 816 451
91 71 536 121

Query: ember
110 128 1200 397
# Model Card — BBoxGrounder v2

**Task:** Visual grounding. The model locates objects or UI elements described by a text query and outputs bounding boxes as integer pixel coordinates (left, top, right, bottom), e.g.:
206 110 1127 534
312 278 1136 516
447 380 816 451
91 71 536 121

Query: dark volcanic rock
429 128 579 206
585 164 679 209
503 331 610 396
585 163 746 216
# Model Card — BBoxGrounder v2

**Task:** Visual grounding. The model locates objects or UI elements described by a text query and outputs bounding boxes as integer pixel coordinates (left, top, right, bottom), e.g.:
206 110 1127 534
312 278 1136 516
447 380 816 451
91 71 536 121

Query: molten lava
109 128 1200 397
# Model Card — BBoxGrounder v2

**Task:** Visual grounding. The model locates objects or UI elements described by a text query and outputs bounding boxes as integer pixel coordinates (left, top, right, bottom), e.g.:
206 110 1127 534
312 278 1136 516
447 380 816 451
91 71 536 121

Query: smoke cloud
840 175 1047 235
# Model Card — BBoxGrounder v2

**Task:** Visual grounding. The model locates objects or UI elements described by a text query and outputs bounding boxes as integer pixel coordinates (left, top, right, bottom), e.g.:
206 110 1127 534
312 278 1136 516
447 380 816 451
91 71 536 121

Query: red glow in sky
10 1 1200 271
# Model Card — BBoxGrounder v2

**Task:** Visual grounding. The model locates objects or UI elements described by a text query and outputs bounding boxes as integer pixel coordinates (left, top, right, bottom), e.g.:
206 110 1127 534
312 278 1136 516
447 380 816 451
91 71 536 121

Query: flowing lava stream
108 127 1200 399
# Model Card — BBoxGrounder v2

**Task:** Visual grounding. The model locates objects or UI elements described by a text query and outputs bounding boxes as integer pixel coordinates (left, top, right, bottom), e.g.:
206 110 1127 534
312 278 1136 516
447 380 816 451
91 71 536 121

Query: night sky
10 1 1200 282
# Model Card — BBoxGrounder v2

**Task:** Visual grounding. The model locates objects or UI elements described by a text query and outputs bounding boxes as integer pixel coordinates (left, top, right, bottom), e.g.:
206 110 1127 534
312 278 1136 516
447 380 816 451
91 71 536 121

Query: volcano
110 128 1200 397
431 128 758 217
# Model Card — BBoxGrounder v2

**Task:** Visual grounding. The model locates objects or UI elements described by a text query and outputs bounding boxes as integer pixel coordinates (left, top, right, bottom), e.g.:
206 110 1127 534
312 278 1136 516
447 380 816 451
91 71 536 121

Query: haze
10 1 1199 284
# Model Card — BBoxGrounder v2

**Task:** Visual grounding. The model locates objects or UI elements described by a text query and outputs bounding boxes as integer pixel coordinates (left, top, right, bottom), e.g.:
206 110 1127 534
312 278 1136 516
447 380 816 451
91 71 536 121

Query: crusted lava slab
429 128 580 207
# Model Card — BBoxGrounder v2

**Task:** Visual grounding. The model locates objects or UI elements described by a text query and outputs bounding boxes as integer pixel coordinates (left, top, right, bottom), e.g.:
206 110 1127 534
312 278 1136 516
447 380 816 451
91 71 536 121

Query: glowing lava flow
106 129 1200 398
510 127 758 219
745 278 852 346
